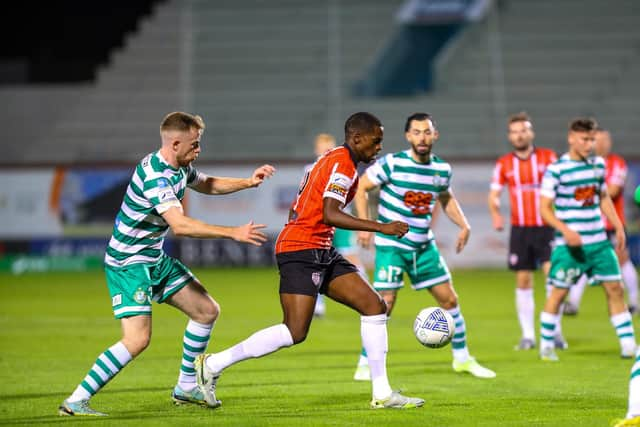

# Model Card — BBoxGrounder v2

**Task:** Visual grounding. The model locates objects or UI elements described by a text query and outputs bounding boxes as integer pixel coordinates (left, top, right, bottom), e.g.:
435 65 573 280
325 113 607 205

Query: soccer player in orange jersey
309 133 367 317
195 112 424 409
488 112 565 350
565 128 638 314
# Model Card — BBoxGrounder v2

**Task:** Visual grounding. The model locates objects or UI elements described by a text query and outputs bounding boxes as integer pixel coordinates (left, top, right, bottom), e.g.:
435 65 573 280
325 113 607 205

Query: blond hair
160 112 205 133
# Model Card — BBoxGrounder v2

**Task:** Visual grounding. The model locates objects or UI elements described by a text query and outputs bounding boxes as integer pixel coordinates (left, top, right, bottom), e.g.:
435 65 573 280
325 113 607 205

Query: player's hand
232 221 268 246
615 227 626 252
249 164 276 187
563 229 582 247
455 227 470 253
492 214 504 231
357 231 373 248
379 221 409 238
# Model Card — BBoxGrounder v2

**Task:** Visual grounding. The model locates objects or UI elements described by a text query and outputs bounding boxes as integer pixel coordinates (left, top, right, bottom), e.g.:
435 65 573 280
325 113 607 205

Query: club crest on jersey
157 178 170 188
311 272 322 287
432 173 444 187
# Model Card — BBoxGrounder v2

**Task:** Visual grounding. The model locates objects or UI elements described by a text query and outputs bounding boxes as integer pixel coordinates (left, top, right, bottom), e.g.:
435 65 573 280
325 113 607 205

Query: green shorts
333 228 358 256
373 242 451 291
105 254 196 319
547 241 621 289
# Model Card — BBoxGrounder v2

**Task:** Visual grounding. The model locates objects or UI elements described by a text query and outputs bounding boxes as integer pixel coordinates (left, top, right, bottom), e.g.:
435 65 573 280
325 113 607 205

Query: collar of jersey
342 143 359 166
155 150 180 172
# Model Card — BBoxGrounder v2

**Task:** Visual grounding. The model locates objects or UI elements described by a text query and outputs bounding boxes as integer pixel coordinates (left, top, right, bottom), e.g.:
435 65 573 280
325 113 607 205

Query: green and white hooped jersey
366 150 451 250
105 151 205 267
540 153 608 247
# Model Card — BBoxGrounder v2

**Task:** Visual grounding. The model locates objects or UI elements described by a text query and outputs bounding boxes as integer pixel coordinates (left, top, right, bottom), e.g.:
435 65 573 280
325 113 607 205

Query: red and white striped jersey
603 153 628 229
490 147 557 227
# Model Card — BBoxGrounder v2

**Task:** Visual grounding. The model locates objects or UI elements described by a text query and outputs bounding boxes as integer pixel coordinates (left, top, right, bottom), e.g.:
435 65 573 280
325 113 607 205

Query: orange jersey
604 153 627 229
491 147 557 227
276 145 359 253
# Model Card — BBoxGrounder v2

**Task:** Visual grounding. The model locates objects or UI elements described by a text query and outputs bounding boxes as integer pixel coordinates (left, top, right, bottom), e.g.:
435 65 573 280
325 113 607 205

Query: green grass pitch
0 267 633 426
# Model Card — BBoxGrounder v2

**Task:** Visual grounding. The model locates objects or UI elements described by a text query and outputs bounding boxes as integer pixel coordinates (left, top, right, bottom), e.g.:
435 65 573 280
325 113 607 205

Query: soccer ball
413 307 455 348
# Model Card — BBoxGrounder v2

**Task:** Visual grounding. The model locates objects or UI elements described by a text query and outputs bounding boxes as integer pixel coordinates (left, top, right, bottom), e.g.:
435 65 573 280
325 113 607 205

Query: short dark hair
569 117 598 133
160 111 205 133
404 112 435 132
508 111 532 125
344 112 382 140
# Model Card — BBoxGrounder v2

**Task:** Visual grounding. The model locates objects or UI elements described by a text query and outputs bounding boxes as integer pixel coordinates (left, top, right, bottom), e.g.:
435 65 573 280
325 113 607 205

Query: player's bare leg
619 248 639 314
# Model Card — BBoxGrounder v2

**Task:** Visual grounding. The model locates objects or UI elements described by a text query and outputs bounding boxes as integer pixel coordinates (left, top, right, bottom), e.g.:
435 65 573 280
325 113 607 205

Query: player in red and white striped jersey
566 128 638 314
488 112 565 351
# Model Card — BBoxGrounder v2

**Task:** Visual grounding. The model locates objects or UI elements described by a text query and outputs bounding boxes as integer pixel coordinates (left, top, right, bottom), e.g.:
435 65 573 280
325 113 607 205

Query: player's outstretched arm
540 195 581 247
192 164 276 195
600 189 626 252
487 188 504 231
438 189 471 253
162 206 267 246
353 174 378 247
322 197 408 238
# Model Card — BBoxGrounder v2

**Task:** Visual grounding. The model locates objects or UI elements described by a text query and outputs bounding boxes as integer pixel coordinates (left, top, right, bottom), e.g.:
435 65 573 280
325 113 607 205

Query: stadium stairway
4 0 640 164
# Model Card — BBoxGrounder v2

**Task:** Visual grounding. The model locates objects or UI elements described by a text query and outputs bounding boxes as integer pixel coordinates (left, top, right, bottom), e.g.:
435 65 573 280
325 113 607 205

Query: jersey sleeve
144 176 182 214
323 161 357 205
186 164 207 188
596 157 608 195
365 154 392 186
540 164 558 198
489 158 505 191
609 157 628 187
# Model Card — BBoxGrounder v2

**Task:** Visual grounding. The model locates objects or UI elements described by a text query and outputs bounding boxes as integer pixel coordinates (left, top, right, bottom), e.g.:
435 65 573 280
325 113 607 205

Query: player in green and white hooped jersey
352 113 495 381
59 112 275 416
539 117 635 362
615 185 640 426
613 186 640 426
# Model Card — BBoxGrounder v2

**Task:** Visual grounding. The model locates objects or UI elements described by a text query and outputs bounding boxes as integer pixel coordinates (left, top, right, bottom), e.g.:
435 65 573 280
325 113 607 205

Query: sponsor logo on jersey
574 185 597 206
327 173 351 197
403 191 432 215
328 183 348 197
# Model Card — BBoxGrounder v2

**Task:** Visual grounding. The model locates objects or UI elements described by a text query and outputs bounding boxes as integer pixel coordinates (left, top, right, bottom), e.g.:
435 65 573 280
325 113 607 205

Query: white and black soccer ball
413 307 455 348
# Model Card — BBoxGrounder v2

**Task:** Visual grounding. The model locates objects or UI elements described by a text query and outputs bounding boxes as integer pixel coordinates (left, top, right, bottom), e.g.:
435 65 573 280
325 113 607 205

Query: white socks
361 314 393 400
545 285 564 336
622 260 639 308
539 312 559 352
206 324 293 374
516 288 535 340
627 348 640 419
